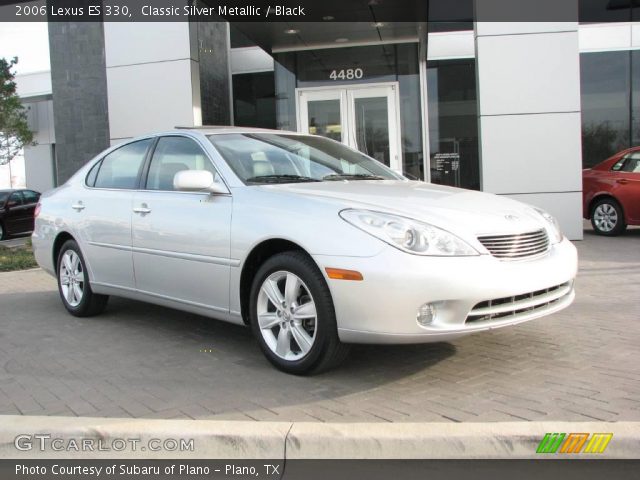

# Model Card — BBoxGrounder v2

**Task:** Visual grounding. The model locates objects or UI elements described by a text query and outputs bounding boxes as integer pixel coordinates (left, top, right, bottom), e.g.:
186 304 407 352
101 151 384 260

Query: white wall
475 17 583 240
15 71 52 98
23 100 56 192
24 145 55 193
103 21 201 143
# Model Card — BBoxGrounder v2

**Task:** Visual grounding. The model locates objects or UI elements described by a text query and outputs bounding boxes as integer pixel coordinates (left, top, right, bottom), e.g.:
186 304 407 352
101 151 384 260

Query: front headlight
339 209 479 256
533 207 563 244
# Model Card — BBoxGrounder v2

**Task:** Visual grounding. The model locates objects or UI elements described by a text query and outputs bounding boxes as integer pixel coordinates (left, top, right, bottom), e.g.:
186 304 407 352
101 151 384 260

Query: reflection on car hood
264 180 547 236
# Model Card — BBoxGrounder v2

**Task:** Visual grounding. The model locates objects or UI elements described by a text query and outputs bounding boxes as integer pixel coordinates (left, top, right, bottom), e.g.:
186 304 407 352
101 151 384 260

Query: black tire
0 222 5 241
590 197 626 236
249 251 350 375
56 239 109 317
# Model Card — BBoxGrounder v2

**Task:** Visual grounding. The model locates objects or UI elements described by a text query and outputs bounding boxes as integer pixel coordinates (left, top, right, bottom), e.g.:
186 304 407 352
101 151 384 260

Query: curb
286 421 640 459
1 416 639 459
0 416 290 459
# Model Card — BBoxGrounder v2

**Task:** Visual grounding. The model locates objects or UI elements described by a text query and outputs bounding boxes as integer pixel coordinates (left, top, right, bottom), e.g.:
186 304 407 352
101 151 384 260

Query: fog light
417 303 436 326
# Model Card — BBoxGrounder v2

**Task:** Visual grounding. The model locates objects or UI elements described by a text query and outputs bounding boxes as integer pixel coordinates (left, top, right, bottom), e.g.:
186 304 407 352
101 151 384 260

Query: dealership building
13 1 640 240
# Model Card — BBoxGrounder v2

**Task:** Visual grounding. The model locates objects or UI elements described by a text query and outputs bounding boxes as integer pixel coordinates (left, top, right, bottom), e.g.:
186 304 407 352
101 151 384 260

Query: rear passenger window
145 136 217 191
7 192 23 207
22 190 39 204
94 139 152 189
85 161 101 187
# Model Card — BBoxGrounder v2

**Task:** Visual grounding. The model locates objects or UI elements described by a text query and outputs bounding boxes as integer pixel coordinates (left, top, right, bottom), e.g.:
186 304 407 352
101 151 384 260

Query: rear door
77 138 153 290
5 191 26 233
131 135 232 312
21 190 40 232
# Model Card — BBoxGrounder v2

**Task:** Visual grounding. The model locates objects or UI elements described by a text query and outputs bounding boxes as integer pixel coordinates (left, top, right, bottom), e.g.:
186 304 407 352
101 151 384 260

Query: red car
583 147 640 235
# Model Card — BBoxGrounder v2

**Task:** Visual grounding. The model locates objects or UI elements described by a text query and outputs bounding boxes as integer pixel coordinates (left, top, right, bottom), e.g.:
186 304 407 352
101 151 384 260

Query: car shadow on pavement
2 287 455 420
583 228 640 237
106 296 457 375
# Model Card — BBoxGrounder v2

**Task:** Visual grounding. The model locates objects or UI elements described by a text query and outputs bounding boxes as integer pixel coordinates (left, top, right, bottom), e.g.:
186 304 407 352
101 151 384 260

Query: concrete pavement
0 224 639 423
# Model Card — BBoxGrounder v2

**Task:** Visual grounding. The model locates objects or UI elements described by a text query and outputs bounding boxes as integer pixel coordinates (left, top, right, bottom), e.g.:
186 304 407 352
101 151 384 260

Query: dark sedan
0 189 41 240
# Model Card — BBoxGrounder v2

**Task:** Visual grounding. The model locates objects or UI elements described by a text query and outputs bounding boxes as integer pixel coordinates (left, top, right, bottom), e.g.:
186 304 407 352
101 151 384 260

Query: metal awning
230 21 423 53
225 0 432 52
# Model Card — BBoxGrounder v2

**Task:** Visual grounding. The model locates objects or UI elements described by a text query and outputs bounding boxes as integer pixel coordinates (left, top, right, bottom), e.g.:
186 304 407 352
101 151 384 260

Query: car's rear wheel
0 222 5 241
57 240 109 316
249 251 349 375
591 198 626 236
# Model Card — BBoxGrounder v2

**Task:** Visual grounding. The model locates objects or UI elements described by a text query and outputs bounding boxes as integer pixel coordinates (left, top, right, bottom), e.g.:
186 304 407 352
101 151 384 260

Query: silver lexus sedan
32 127 577 374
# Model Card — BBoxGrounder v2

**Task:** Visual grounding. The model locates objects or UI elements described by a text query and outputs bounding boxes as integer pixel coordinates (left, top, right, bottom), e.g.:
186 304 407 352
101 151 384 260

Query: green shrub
0 242 37 272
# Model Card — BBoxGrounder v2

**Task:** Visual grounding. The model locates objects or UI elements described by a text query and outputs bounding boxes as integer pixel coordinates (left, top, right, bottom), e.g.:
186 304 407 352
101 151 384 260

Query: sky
0 22 48 187
0 22 50 74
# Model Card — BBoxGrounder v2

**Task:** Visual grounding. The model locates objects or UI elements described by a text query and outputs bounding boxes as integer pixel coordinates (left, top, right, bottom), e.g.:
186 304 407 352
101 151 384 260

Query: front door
297 83 402 172
612 152 640 222
131 135 232 313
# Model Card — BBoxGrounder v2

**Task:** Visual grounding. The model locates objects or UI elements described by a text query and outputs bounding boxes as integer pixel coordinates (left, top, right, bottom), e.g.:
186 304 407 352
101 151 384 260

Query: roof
173 126 297 135
0 189 37 194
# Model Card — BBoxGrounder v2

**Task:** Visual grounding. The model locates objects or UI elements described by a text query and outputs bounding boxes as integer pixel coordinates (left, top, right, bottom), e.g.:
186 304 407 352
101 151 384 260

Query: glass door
348 86 400 170
297 83 402 172
298 89 347 143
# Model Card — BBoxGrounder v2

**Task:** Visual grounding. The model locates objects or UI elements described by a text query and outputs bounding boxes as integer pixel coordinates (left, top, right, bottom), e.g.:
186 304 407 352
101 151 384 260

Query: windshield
208 133 403 184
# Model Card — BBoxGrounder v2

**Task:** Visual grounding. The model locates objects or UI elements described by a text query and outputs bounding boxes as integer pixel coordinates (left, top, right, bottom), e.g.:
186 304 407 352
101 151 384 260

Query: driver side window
622 154 640 173
146 136 218 191
612 153 640 172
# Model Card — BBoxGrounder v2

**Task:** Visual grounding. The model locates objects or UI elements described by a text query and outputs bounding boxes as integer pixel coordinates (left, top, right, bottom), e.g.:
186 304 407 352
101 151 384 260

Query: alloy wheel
59 250 84 307
593 203 618 233
256 270 317 361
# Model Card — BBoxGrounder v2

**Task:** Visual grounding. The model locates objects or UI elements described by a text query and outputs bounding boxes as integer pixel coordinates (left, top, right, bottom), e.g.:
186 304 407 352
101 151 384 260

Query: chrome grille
478 229 549 259
466 282 572 324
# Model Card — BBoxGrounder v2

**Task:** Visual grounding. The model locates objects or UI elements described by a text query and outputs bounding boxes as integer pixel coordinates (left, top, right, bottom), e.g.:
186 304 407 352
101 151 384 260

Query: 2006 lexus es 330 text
32 128 577 374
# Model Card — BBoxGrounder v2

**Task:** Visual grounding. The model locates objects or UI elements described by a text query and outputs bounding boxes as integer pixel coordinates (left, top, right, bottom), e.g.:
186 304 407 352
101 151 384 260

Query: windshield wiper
245 174 321 184
323 173 386 181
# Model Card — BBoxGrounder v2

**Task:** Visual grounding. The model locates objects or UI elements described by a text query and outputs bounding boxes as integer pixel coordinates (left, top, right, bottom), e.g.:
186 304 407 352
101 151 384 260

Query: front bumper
313 237 578 344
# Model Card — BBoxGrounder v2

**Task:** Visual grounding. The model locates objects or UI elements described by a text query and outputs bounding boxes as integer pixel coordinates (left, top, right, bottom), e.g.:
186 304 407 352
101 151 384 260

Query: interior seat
157 162 189 190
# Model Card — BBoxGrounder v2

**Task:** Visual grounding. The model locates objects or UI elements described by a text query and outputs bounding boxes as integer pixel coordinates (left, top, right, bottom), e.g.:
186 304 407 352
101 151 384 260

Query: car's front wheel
0 222 5 241
591 198 626 236
249 251 350 375
57 240 109 316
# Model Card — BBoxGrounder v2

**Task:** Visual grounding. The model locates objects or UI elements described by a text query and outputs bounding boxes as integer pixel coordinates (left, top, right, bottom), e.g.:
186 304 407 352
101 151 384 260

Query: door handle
133 205 151 214
71 202 85 211
616 178 629 185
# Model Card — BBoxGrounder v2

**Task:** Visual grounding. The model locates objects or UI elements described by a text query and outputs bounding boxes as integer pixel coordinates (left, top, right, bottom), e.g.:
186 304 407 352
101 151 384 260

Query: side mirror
173 170 228 194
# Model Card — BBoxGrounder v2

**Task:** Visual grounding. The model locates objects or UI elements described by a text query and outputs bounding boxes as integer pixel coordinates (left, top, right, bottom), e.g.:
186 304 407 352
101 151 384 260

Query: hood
260 180 549 237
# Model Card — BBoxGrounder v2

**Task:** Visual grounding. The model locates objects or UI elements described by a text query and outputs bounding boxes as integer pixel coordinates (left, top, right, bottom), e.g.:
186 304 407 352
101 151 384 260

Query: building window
232 72 276 129
580 51 631 168
427 59 480 190
579 0 635 23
